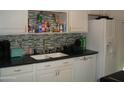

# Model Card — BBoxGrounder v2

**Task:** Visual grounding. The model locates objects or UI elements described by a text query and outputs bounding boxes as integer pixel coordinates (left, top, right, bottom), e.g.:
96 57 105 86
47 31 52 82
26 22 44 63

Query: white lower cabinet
35 59 73 82
57 65 73 82
0 65 33 82
73 55 96 82
73 56 87 82
0 72 33 82
36 68 57 82
0 55 97 82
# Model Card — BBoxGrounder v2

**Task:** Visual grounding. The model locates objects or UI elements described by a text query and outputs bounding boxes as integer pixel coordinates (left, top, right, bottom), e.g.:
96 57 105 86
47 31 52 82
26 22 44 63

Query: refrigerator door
104 20 117 76
115 21 124 71
105 41 117 76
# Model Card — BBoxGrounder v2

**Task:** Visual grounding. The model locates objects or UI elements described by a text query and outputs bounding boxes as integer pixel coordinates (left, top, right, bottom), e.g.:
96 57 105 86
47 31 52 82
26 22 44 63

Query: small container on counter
26 48 34 55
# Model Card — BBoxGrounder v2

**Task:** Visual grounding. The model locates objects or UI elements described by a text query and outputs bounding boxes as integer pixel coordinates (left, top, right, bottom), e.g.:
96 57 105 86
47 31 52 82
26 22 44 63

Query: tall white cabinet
115 20 124 71
87 19 122 80
0 10 28 35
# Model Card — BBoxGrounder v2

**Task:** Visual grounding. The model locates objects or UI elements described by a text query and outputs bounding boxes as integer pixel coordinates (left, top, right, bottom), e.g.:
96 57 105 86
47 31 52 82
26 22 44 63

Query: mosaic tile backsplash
0 33 85 54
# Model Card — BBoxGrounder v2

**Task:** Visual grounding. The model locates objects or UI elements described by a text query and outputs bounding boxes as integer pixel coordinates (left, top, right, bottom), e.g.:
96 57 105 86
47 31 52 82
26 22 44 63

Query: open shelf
28 10 67 33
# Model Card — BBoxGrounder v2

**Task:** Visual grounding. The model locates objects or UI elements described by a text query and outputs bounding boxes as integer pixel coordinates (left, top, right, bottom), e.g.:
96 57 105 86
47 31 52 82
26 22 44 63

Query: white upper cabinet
88 10 107 16
68 10 88 33
106 10 124 20
0 10 28 35
88 10 101 15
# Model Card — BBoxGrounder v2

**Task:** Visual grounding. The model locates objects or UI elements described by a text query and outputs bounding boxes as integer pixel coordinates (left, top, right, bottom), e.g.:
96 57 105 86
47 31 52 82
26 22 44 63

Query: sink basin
47 52 68 58
30 52 68 60
30 54 50 60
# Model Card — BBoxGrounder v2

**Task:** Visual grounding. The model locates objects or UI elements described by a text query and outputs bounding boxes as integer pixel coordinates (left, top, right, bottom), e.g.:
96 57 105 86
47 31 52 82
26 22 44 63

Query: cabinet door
0 72 33 82
84 55 97 82
0 10 28 35
68 10 88 32
115 21 124 71
88 10 101 15
74 57 88 82
57 66 73 82
36 68 57 82
73 55 96 82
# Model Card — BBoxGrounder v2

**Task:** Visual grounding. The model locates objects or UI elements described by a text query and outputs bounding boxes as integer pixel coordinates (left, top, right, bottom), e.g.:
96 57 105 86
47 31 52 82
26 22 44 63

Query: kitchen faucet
43 39 48 54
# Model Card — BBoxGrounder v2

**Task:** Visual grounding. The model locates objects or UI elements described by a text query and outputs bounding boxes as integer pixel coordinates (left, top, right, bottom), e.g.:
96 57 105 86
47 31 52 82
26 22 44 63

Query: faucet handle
48 49 52 53
60 46 64 51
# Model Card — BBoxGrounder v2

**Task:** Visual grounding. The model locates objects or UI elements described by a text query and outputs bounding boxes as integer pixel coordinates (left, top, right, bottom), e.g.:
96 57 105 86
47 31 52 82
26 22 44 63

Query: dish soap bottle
80 37 84 51
80 36 86 52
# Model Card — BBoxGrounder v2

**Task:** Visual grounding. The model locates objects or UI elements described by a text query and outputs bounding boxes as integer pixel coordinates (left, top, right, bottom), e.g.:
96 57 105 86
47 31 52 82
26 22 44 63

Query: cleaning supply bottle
80 37 84 51
83 36 86 51
80 36 87 52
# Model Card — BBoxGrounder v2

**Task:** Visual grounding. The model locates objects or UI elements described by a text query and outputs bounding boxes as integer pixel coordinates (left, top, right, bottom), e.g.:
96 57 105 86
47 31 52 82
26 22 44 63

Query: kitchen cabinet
0 64 33 82
68 10 88 32
0 10 28 35
35 61 58 82
115 20 124 71
36 68 57 82
88 10 108 16
88 10 101 15
84 55 96 81
57 65 73 82
106 10 124 20
35 58 73 82
0 72 33 82
73 55 96 82
0 54 97 82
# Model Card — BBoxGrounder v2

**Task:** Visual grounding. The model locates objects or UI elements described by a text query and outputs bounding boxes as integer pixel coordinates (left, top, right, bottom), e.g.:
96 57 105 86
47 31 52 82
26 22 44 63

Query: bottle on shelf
37 23 42 33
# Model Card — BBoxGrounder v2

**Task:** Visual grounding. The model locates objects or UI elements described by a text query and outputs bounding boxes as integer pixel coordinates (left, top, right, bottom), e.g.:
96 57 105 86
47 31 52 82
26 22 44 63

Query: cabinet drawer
58 59 74 67
74 56 84 61
36 61 59 70
0 65 33 76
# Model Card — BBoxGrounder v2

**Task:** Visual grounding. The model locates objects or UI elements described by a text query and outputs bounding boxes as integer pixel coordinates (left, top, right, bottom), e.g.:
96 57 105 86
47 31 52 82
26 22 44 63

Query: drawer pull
80 58 84 60
63 62 69 64
58 71 60 75
45 65 51 67
14 69 21 72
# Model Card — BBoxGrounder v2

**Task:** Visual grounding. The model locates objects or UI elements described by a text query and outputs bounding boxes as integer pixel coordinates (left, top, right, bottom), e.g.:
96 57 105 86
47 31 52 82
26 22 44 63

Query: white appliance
87 19 123 80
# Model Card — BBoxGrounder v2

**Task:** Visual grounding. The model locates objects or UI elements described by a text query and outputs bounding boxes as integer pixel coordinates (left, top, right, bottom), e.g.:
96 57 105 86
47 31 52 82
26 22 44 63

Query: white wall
88 10 124 20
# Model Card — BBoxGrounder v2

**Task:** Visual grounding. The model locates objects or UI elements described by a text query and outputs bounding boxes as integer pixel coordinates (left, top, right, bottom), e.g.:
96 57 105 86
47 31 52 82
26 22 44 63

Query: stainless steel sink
47 52 68 58
30 52 68 60
30 54 50 60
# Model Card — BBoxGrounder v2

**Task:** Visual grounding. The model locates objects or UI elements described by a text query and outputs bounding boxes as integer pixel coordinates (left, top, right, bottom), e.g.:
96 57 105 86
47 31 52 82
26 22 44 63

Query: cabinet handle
56 72 58 76
63 62 69 64
45 65 51 67
70 26 71 31
14 69 21 72
84 56 93 61
58 71 60 75
56 71 59 76
25 25 27 32
80 58 84 60
80 59 84 60
84 57 86 60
